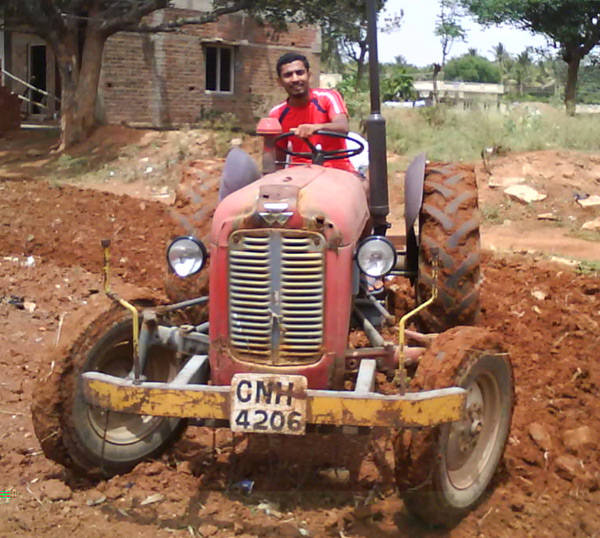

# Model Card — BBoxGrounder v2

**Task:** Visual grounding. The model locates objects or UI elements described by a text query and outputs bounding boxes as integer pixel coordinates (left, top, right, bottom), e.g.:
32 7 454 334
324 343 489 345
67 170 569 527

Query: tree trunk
354 42 368 90
432 63 441 105
54 33 80 151
76 25 106 134
564 55 580 117
56 14 107 150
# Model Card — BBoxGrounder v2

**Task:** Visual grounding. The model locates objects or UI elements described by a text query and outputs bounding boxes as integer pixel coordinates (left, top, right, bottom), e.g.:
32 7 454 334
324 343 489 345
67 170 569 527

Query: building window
205 46 233 93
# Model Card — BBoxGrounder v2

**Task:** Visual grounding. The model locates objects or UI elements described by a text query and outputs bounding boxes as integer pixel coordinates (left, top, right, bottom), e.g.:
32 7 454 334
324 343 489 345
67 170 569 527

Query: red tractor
32 2 513 528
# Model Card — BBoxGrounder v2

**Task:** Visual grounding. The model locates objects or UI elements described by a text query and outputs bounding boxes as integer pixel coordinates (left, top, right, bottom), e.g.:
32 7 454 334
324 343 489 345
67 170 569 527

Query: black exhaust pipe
366 0 389 236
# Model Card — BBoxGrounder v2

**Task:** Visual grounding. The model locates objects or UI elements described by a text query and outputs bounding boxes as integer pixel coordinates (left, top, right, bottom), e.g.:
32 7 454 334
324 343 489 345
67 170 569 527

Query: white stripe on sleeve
313 89 345 115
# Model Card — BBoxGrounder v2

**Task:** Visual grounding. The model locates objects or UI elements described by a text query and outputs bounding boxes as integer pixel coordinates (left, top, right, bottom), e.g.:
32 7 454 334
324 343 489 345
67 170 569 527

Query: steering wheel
274 130 364 166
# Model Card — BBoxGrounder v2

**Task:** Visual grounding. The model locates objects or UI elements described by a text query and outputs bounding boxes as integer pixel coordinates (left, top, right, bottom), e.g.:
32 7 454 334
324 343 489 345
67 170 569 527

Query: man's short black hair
276 53 310 76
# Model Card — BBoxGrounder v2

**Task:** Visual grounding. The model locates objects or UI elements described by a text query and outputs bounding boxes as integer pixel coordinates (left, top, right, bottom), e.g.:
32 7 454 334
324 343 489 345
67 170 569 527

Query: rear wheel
34 304 188 476
417 163 481 332
394 327 513 527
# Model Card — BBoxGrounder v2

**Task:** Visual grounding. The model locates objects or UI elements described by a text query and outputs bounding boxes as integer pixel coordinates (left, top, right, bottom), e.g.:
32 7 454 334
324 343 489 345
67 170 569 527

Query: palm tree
514 48 533 95
491 42 511 81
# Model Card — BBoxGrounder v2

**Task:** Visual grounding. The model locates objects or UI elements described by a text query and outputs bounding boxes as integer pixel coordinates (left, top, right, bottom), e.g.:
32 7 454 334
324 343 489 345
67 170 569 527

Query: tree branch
100 0 252 35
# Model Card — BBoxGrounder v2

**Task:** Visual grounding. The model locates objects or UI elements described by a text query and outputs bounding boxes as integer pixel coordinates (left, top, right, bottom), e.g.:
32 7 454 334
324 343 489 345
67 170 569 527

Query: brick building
2 1 321 128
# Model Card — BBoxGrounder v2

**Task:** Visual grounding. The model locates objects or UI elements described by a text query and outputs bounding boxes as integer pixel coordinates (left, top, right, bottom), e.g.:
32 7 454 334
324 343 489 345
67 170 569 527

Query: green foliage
418 104 453 127
460 0 600 53
337 73 367 96
319 1 402 87
575 62 600 104
381 70 415 101
436 20 466 42
56 154 90 174
336 74 372 128
444 53 501 83
242 0 387 31
491 42 510 64
337 68 415 124
436 0 467 65
460 0 600 112
570 229 600 243
489 47 600 104
577 259 600 275
481 204 503 224
2 1 171 38
195 109 240 131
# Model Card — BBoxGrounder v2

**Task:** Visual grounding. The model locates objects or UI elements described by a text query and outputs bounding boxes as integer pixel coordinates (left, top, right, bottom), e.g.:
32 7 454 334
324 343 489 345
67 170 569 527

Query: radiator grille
228 229 325 364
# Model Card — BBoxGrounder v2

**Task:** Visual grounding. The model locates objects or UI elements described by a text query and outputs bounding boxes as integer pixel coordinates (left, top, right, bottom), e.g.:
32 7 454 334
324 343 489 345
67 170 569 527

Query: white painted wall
171 0 213 10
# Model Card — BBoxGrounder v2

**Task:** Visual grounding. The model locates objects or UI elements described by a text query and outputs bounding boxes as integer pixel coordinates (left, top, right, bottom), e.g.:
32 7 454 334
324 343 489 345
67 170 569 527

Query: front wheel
394 327 514 527
33 304 188 476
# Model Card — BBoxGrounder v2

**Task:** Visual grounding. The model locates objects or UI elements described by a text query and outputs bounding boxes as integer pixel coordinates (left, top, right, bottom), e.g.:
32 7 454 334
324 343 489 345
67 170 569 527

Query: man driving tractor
219 52 363 200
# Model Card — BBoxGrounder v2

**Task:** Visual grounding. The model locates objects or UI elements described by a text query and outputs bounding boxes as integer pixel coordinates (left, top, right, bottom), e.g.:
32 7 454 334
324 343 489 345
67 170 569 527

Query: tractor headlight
167 236 207 277
356 236 397 277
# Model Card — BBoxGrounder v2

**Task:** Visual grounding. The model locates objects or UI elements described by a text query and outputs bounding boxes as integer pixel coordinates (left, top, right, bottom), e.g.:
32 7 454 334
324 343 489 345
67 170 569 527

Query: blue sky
378 0 548 66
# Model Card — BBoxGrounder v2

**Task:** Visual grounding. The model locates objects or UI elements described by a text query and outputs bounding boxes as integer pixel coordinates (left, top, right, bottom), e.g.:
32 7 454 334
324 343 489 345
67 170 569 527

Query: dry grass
376 104 600 162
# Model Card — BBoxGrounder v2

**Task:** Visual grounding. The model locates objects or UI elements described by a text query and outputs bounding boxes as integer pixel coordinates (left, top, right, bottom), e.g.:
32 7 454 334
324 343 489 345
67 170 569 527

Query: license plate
230 374 307 435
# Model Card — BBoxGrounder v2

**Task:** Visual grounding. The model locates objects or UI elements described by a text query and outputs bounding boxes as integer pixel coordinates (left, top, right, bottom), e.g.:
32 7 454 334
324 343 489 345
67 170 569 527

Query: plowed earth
0 127 599 537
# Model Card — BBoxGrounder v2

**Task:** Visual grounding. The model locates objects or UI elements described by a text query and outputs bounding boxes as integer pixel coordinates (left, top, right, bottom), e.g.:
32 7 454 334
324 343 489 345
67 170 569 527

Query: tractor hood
211 165 370 248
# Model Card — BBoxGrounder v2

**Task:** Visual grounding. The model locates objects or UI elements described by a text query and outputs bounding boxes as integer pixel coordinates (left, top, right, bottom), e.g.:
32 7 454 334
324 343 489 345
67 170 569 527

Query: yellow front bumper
82 372 466 428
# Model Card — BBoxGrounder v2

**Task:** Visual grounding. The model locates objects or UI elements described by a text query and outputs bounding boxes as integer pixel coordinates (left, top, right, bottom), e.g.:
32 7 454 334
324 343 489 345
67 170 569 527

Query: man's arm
268 104 289 168
293 113 349 138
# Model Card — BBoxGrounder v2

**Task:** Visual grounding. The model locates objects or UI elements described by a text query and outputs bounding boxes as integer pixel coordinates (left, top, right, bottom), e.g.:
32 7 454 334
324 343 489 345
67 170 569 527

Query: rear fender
404 153 426 277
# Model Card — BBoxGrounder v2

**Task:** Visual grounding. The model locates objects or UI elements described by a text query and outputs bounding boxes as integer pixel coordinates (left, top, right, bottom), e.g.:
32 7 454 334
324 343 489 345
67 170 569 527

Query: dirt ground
0 126 599 537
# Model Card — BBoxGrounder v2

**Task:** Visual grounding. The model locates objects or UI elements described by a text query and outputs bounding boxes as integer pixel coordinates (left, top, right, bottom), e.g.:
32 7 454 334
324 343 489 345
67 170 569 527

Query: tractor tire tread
417 162 481 332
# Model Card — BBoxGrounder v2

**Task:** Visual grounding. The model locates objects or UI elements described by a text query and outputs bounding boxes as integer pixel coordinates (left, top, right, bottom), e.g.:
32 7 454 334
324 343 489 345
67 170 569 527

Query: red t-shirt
269 88 356 172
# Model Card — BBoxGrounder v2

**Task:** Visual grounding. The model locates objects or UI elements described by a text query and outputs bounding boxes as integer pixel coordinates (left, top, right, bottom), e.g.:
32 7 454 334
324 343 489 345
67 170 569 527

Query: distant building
413 80 504 109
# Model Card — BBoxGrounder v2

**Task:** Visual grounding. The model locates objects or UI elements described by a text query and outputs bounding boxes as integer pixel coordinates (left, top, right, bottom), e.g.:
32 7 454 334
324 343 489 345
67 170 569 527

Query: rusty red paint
256 117 282 135
211 165 369 247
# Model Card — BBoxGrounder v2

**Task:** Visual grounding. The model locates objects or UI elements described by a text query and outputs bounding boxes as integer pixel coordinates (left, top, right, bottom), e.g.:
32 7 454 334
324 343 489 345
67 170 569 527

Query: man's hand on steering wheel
291 123 321 138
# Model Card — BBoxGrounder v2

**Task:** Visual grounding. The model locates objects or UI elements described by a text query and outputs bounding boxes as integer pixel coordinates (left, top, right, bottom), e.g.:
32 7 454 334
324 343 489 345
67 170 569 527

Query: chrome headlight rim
166 236 207 278
355 235 397 278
